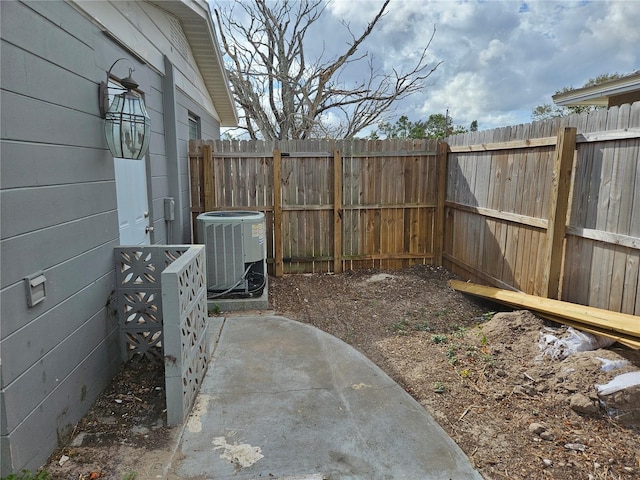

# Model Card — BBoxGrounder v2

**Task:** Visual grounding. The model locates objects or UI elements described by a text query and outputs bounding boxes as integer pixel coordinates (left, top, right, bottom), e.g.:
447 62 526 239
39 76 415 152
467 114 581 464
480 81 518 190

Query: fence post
333 149 343 274
189 140 202 242
203 143 214 212
273 148 284 277
434 141 449 266
542 127 576 299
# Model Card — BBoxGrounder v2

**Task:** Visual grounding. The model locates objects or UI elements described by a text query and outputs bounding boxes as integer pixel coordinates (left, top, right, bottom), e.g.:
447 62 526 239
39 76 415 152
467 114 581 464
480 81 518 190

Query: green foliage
210 303 221 315
376 115 428 139
374 114 474 140
389 319 410 335
531 103 565 121
583 72 624 87
433 381 446 393
465 344 479 358
445 345 458 365
482 353 496 367
432 308 450 318
413 320 432 332
430 334 448 344
344 329 355 343
452 325 467 338
481 311 496 321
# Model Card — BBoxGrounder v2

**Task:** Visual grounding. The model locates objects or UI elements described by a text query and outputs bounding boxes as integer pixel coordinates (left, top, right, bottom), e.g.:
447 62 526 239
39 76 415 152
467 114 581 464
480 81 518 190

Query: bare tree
214 0 441 140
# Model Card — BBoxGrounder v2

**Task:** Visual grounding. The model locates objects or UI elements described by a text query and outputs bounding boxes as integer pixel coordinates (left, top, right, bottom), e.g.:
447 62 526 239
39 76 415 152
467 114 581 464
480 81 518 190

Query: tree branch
215 1 440 139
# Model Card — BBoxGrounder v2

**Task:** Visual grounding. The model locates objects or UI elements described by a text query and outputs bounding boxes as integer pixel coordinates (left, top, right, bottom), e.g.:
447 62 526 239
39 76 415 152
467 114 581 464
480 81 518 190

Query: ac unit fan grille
205 222 244 291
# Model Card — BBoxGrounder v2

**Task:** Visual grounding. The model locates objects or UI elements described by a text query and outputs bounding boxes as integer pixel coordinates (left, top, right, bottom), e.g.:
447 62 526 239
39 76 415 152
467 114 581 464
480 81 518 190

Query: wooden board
450 280 640 348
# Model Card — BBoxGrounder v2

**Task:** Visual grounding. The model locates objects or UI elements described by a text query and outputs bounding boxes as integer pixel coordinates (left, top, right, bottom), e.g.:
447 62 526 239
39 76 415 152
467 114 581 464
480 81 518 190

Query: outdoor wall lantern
99 58 151 160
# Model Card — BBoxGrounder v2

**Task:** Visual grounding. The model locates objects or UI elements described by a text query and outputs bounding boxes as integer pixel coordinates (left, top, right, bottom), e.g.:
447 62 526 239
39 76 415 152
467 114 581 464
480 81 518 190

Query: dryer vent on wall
196 211 266 298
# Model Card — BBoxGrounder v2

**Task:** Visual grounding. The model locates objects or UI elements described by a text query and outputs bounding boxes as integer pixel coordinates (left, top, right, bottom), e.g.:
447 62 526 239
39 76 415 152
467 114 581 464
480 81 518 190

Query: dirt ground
43 264 639 480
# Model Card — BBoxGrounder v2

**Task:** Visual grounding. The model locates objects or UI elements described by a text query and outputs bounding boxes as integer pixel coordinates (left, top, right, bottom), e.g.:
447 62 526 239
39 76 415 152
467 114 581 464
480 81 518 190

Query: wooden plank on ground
449 280 640 347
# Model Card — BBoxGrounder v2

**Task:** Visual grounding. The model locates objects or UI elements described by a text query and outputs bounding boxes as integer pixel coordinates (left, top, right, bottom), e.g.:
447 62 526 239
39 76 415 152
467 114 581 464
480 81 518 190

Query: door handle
145 226 154 234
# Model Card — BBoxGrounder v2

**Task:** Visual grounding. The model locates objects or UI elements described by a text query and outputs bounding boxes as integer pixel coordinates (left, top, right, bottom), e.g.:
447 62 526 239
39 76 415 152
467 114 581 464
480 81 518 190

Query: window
188 113 200 140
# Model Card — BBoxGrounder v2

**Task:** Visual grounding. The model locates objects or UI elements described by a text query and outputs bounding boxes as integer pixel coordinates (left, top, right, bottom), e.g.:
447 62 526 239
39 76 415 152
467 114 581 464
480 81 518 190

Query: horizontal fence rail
189 101 640 317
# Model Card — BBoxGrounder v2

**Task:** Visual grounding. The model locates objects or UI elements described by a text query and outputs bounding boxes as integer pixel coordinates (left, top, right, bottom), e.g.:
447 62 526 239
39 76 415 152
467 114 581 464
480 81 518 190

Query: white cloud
418 71 490 128
479 39 508 66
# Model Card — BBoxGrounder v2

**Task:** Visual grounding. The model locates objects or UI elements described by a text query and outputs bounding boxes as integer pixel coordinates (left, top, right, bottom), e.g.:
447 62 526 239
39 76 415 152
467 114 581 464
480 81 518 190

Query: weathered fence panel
445 101 640 315
280 140 335 273
189 138 440 274
563 103 640 314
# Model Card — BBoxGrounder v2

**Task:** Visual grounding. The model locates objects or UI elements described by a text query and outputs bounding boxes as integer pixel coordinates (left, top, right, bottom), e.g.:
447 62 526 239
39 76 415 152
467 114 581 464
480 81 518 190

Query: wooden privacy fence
189 139 443 275
445 101 640 316
188 102 640 317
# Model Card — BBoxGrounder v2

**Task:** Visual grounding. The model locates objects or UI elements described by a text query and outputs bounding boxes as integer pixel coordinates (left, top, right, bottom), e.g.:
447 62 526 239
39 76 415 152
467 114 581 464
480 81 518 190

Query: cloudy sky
212 0 640 134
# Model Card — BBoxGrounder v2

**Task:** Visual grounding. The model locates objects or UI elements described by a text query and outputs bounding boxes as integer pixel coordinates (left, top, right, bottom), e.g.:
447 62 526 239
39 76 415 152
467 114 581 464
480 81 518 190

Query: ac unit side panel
241 220 266 262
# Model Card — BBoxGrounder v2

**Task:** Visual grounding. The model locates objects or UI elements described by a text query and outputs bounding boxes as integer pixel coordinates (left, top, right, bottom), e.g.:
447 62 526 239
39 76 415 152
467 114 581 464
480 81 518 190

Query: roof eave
150 0 238 126
552 71 640 107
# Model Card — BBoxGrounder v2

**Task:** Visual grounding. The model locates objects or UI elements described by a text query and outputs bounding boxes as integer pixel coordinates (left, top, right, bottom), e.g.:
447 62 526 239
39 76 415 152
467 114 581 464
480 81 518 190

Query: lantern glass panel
104 87 150 160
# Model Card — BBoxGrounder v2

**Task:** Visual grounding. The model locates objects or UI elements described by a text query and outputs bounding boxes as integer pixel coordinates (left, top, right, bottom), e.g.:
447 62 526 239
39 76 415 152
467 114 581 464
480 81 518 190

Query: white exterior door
114 157 151 245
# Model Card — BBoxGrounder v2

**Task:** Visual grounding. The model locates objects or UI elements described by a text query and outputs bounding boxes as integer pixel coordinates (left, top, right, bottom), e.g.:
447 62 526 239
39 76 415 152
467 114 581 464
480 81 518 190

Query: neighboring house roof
552 71 640 108
150 0 237 126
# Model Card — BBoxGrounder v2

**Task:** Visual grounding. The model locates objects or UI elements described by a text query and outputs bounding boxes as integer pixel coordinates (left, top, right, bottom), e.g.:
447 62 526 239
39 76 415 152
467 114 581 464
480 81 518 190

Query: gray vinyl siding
0 141 115 189
176 89 221 242
1 1 159 474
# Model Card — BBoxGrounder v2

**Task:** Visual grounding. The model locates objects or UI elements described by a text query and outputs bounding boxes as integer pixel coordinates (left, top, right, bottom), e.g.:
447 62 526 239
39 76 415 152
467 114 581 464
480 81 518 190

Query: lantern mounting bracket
98 58 139 118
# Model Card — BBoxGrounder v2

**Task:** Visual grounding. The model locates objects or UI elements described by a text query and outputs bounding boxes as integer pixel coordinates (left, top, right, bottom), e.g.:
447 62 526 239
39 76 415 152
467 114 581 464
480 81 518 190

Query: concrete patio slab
166 315 483 480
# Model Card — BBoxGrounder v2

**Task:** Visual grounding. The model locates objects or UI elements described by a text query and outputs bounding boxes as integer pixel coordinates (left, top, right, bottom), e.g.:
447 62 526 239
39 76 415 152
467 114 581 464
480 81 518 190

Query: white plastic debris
564 443 586 452
538 327 615 360
365 273 396 283
596 357 629 372
596 371 640 396
58 454 70 466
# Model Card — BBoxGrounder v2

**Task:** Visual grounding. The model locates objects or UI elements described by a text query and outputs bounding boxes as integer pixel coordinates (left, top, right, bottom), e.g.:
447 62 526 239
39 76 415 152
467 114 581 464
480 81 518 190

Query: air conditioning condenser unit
196 211 267 297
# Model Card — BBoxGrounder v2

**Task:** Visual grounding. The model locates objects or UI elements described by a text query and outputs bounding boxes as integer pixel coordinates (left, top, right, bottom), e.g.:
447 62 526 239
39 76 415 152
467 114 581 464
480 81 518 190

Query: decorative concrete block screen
161 245 209 425
114 245 209 426
114 246 191 362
